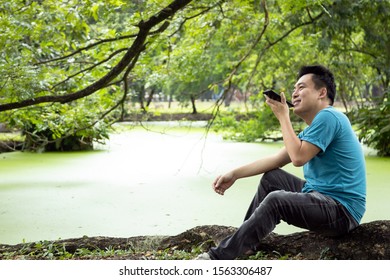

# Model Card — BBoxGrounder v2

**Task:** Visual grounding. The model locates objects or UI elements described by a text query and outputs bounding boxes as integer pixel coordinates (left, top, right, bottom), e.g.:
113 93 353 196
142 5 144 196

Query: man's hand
212 172 236 195
265 92 290 121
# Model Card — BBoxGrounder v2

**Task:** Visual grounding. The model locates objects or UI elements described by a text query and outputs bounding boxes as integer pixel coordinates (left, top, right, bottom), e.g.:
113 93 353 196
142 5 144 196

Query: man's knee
259 169 282 192
261 168 290 186
262 190 287 207
249 191 286 230
261 168 281 182
259 190 300 219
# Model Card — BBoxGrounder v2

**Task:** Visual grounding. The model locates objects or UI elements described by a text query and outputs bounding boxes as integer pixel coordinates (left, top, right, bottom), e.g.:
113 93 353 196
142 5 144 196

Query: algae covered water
0 124 389 244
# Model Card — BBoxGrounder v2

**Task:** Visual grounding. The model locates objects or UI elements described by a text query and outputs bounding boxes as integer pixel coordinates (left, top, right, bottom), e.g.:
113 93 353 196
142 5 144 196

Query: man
196 65 366 260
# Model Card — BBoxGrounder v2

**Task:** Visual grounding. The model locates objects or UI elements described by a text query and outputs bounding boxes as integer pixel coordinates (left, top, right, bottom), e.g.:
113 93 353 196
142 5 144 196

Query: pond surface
0 123 389 245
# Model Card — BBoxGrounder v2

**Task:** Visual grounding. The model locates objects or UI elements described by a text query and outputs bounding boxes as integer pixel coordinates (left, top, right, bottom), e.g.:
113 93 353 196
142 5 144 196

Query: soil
0 225 237 260
1 221 389 260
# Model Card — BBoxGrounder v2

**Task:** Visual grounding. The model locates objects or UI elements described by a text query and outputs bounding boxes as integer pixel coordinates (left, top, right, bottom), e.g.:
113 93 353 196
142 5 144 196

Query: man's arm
278 116 320 166
265 93 321 166
213 147 291 195
228 147 291 179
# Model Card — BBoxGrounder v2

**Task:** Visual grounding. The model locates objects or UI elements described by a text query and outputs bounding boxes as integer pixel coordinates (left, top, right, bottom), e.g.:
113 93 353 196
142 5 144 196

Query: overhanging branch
0 0 193 112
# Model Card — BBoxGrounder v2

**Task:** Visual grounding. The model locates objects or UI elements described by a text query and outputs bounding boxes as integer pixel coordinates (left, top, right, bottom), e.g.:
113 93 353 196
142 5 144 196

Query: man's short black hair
297 65 336 105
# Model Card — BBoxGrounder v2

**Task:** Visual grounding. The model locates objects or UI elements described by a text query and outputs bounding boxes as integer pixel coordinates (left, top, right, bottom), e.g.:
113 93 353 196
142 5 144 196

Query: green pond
0 123 389 245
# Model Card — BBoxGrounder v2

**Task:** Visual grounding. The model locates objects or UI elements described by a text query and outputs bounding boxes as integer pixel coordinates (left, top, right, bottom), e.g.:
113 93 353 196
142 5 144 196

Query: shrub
349 96 390 156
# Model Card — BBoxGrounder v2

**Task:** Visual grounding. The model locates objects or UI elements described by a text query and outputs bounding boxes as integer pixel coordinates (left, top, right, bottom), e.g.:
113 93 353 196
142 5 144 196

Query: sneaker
194 252 211 260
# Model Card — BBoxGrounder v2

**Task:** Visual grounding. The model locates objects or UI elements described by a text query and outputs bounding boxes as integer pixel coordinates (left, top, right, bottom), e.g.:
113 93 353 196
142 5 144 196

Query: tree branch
51 48 128 90
206 0 269 131
169 0 226 37
226 0 269 84
246 10 325 89
35 20 171 66
0 0 193 112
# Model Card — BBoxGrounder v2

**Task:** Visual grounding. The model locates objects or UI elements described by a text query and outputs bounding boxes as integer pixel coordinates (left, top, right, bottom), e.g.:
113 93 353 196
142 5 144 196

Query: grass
0 240 293 260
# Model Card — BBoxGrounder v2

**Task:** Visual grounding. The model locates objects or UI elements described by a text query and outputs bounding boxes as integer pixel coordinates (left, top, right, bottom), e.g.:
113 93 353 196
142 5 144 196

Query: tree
0 0 389 155
0 0 195 111
0 0 196 150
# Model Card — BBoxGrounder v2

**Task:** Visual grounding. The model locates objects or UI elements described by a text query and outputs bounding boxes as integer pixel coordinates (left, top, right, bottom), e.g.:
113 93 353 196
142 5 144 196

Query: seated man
197 65 366 260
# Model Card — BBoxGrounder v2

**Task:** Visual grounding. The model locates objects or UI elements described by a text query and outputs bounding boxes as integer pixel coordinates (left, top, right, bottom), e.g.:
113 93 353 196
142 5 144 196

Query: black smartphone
263 89 294 108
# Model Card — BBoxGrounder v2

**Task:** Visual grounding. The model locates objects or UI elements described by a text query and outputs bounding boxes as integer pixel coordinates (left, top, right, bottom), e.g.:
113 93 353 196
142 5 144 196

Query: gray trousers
208 168 358 260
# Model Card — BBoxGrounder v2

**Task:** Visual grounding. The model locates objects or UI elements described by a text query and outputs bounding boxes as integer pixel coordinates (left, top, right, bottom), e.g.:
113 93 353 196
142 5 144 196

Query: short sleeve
298 110 340 152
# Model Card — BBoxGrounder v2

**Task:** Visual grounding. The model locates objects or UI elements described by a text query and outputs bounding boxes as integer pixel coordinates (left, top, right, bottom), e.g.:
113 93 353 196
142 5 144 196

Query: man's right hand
212 172 236 195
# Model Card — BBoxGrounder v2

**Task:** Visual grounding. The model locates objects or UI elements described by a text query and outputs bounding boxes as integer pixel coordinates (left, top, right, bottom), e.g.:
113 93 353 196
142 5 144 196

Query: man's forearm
231 150 290 180
279 117 303 166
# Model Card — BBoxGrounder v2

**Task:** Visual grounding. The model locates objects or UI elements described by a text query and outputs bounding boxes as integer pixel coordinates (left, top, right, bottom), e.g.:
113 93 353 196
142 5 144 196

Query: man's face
292 74 323 116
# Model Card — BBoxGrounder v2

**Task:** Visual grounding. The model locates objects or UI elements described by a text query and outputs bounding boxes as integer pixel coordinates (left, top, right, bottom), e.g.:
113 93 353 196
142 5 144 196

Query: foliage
213 108 280 142
6 98 113 152
0 0 389 154
213 103 304 142
0 0 125 150
349 93 390 157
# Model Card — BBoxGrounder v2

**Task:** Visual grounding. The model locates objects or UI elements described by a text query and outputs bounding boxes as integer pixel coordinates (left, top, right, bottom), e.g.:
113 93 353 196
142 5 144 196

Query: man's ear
319 87 328 100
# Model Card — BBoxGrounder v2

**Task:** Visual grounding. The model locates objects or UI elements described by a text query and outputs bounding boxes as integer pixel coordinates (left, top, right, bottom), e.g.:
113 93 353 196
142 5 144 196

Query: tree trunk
138 90 146 112
190 95 197 114
146 88 155 108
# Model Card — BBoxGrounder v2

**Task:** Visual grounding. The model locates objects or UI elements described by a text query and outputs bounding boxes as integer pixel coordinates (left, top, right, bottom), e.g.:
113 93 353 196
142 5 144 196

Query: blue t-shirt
298 107 366 223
